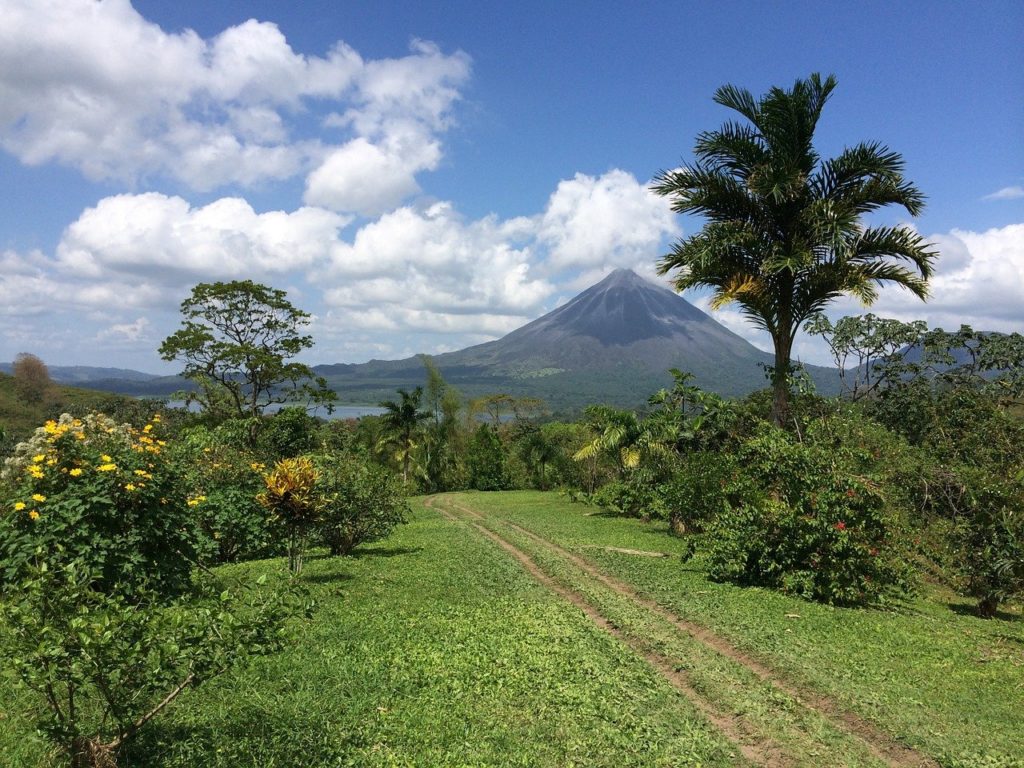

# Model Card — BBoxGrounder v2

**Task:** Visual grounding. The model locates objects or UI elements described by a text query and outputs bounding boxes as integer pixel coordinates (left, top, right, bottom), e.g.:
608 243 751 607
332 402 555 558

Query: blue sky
1 0 1021 374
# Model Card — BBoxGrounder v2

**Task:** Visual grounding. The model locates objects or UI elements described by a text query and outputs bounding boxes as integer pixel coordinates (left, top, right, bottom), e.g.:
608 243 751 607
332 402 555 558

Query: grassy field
2 491 1022 767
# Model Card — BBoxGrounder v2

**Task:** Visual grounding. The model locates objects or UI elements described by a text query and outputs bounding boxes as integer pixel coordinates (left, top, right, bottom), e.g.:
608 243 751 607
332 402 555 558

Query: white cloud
303 138 431 216
845 223 1024 332
0 1 469 208
57 193 350 284
984 185 1024 201
537 169 679 272
97 317 150 343
322 201 552 337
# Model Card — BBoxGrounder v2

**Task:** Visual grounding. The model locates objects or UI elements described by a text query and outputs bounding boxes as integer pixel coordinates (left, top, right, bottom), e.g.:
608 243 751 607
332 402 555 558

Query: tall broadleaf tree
652 73 936 426
160 280 336 426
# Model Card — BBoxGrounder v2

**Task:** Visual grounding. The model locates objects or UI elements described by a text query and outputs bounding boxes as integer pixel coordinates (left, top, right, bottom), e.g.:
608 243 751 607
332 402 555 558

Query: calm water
163 401 385 420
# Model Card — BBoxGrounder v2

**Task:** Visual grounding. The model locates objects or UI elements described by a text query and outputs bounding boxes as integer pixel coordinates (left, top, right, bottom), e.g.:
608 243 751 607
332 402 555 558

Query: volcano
315 269 838 412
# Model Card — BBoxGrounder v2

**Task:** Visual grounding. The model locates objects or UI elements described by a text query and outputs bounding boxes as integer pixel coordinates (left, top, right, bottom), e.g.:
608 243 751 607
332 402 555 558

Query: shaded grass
459 490 1024 768
1 500 740 767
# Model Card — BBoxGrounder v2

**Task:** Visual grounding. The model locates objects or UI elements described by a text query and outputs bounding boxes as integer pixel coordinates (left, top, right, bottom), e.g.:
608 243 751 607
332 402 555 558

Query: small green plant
314 453 409 556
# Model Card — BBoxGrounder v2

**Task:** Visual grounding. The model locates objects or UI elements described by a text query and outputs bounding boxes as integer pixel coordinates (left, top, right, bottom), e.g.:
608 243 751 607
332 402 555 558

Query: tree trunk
770 332 794 428
977 595 999 619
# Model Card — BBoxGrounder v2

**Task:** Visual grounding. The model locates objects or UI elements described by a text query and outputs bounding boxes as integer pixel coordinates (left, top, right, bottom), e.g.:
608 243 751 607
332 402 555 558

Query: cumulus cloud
983 185 1024 201
845 223 1024 332
537 169 678 272
303 137 432 216
322 201 551 338
57 193 350 283
0 1 469 209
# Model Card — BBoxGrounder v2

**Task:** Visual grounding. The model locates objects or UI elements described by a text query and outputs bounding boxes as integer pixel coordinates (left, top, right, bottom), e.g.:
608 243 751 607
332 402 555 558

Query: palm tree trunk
770 332 794 428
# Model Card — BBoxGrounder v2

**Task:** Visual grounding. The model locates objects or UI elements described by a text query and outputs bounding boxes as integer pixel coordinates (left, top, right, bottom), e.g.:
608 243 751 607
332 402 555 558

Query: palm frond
713 83 759 123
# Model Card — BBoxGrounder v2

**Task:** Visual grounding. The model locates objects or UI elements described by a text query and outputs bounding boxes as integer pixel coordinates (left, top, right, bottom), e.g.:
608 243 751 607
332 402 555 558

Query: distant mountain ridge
10 270 841 412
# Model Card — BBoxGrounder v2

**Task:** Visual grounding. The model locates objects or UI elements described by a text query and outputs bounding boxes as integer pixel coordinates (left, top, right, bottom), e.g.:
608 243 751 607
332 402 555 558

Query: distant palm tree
378 387 431 484
652 73 935 426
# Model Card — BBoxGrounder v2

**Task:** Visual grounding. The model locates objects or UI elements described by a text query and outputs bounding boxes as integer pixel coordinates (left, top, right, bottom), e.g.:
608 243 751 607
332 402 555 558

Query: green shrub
314 453 409 556
0 413 306 768
1 562 301 768
174 425 274 564
699 425 915 606
1 413 195 598
467 424 511 491
660 451 736 536
256 406 322 459
591 468 668 521
952 470 1024 618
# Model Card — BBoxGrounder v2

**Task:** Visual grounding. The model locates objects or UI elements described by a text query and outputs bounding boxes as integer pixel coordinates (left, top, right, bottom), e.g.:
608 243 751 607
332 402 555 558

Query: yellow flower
69 468 83 477
97 463 117 472
74 432 85 441
46 458 57 466
32 454 45 463
27 465 44 479
124 483 137 492
152 414 161 423
31 493 46 503
143 424 153 433
133 469 151 478
28 510 40 521
43 420 58 434
101 455 113 462
186 495 207 507
13 502 26 511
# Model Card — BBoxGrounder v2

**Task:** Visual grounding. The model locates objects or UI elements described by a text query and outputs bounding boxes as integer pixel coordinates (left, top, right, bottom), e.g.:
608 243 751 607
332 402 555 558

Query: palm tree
652 73 936 427
377 387 431 484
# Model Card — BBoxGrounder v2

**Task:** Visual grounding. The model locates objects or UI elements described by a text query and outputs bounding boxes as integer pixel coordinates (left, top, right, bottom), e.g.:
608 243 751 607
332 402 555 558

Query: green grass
455 490 1024 768
1 501 739 767
4 490 1022 767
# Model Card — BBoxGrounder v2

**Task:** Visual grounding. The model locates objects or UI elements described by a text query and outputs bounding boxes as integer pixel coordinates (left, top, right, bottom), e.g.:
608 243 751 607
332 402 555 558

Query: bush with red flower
697 423 916 606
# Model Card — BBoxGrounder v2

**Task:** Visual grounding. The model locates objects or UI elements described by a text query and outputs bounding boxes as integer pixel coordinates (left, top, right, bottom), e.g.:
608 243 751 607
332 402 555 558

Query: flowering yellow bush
0 412 196 597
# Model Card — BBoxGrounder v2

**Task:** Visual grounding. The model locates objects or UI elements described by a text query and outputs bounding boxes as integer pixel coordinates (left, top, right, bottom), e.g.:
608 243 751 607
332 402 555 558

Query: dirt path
431 495 939 768
425 496 788 767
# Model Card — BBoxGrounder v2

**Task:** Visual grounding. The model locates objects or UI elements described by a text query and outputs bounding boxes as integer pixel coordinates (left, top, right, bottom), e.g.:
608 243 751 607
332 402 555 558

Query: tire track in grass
425 495 793 768
445 496 939 768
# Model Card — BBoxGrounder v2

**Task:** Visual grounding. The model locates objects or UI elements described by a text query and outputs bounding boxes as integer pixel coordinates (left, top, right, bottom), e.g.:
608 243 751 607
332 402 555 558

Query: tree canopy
159 280 335 422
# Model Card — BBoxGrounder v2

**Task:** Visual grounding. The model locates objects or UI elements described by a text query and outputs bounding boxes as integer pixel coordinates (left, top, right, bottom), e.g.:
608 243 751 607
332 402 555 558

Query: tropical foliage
652 73 935 425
